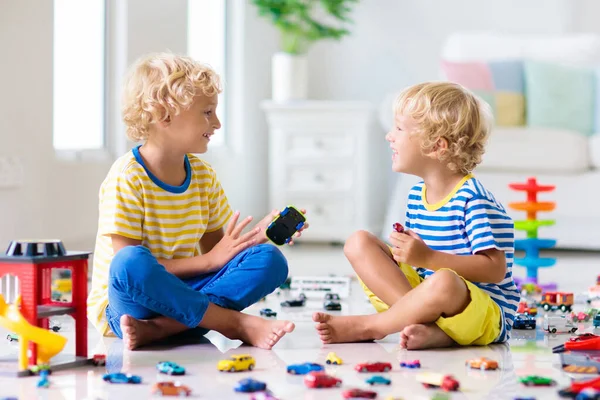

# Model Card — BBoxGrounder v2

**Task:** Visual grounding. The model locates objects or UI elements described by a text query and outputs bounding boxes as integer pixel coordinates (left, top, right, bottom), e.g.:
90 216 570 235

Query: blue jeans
105 244 288 338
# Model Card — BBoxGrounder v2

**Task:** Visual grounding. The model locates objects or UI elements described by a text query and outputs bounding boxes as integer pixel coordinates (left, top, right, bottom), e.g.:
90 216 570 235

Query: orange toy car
151 381 192 397
465 357 499 370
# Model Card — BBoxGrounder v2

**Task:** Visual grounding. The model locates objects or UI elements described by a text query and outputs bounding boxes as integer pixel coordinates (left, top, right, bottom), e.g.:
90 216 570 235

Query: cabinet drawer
285 196 354 225
286 166 354 192
286 132 355 159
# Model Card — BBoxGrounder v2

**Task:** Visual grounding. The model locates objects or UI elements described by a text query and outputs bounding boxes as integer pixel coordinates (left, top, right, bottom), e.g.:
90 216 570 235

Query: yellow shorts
359 263 502 346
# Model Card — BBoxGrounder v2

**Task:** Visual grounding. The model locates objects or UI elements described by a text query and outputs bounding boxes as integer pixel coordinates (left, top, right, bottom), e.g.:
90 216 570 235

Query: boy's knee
110 245 153 281
254 244 288 286
344 230 376 259
427 269 466 302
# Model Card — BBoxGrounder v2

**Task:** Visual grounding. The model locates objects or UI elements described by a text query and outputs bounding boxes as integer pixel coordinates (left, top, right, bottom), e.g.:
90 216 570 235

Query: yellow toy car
325 352 343 365
217 354 255 372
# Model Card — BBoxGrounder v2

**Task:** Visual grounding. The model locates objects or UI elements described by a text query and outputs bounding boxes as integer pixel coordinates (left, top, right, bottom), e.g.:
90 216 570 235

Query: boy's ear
158 115 171 128
434 137 449 158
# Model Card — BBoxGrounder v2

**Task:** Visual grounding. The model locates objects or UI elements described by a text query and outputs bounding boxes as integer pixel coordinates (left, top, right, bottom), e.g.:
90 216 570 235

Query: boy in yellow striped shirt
87 53 304 350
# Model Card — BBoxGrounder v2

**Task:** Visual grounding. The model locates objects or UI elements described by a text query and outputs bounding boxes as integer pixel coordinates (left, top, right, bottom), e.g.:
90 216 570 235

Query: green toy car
6 333 18 342
519 375 556 387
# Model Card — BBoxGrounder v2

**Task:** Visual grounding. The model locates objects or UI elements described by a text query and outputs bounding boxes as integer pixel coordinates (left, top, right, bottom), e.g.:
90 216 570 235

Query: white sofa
380 33 600 250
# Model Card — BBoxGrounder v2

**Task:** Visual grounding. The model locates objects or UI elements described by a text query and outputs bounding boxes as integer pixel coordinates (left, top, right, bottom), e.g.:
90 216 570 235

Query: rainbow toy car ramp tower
0 239 91 376
509 177 557 291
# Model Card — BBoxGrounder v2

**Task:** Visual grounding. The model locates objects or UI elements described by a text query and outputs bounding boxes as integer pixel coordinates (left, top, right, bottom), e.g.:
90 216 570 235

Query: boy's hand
388 229 433 267
207 211 259 269
252 208 309 245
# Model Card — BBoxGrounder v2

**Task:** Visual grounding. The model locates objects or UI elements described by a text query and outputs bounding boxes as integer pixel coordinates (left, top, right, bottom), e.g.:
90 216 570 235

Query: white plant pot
271 52 308 101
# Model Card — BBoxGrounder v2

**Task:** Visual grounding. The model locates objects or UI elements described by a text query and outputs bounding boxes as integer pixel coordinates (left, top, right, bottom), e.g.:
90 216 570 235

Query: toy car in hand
325 352 343 365
151 381 192 397
234 378 267 393
513 314 536 330
355 362 392 372
465 357 499 370
260 308 277 317
102 373 142 384
519 375 556 386
366 375 391 385
342 388 378 399
303 371 342 388
286 362 324 375
217 354 256 372
280 298 305 307
156 361 185 375
400 360 421 368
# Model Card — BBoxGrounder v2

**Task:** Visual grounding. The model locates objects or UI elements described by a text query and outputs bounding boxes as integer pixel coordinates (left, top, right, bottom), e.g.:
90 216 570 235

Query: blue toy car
400 360 421 369
286 362 324 375
513 314 536 330
102 373 142 384
234 378 267 393
366 375 391 386
593 314 600 328
37 370 50 388
156 361 186 375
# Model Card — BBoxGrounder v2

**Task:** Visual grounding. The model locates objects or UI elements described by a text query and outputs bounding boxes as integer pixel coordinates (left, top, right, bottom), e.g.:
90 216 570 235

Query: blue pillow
525 61 595 135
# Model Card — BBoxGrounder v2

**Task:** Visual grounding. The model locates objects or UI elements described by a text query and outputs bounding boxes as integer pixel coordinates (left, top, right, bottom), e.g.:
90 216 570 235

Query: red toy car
570 333 599 342
342 388 378 399
303 372 342 388
558 376 600 397
355 362 392 373
92 354 106 366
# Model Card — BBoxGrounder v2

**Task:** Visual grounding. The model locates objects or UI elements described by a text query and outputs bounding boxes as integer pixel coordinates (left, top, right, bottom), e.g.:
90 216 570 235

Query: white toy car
543 315 577 334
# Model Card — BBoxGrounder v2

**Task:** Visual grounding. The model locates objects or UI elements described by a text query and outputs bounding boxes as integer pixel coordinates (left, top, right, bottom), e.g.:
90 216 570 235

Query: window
187 0 227 146
53 0 106 151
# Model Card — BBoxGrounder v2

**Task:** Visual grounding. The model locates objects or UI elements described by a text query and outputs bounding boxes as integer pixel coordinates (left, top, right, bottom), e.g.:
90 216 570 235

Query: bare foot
400 324 455 350
229 315 295 350
313 312 385 344
120 315 167 350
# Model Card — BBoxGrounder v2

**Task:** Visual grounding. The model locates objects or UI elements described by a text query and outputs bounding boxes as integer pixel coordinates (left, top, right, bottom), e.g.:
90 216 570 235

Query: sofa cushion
525 61 595 136
479 127 590 173
590 134 600 169
441 60 525 126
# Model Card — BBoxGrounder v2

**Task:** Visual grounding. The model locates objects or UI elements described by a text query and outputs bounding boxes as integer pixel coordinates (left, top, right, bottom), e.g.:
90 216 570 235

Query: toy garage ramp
0 294 66 365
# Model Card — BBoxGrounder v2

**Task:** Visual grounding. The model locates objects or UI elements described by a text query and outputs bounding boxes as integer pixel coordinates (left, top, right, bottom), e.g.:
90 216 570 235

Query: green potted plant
253 0 358 101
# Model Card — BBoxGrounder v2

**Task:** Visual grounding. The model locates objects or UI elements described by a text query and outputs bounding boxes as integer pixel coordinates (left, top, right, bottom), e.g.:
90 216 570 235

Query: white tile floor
0 245 599 400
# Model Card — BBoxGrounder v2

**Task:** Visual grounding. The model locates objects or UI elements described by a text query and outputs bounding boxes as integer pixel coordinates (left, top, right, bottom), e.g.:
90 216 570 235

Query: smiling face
162 92 221 154
385 113 428 175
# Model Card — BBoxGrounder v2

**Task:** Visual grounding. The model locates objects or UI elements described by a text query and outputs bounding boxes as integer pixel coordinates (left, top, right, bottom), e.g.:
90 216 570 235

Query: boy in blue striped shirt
313 82 519 349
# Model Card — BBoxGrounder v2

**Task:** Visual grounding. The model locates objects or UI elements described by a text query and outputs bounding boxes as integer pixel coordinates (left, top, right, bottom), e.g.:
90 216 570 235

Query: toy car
544 316 578 334
355 362 392 372
570 333 599 342
366 375 391 385
6 333 17 342
260 308 277 317
217 354 256 372
466 357 499 370
156 361 185 375
572 311 592 323
518 375 556 386
234 378 267 393
594 314 600 328
286 362 324 375
558 376 600 398
102 373 142 384
29 364 51 374
325 293 340 301
342 388 378 399
540 291 573 313
392 222 405 233
574 388 600 400
266 206 306 245
325 352 343 365
400 360 421 368
416 372 460 392
92 354 106 366
513 314 536 330
517 300 538 316
280 298 305 307
324 300 342 311
151 381 192 397
303 371 342 388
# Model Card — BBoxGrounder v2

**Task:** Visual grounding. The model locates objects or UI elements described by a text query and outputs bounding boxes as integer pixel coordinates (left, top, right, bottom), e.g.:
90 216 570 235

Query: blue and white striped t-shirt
405 175 519 342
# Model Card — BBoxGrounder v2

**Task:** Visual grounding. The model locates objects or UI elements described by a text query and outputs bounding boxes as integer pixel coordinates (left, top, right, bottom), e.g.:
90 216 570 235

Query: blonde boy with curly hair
313 82 519 349
88 53 302 349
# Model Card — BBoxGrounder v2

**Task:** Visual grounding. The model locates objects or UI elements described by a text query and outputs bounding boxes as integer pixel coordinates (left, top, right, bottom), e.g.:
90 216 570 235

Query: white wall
307 0 574 104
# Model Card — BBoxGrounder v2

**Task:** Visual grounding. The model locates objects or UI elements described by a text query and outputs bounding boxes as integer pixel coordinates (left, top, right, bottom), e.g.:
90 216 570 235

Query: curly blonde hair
393 82 493 175
122 53 222 141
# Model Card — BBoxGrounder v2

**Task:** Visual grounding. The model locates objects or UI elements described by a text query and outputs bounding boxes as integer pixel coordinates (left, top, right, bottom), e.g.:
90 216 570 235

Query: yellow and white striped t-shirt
87 146 233 335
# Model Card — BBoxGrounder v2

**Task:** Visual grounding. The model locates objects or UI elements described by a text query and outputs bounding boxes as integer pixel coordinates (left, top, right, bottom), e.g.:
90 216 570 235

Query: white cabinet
262 101 389 243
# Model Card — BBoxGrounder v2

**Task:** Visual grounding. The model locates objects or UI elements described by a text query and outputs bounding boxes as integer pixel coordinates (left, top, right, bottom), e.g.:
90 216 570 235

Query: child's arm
389 231 507 284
